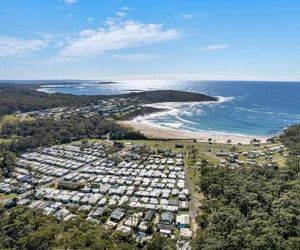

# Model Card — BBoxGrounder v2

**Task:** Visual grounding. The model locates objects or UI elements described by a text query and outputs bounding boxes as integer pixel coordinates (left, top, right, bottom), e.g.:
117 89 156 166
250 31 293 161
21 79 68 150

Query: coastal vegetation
0 206 174 250
0 83 299 249
0 84 103 117
0 126 299 249
192 125 300 249
0 114 146 153
0 83 216 117
113 106 166 121
120 90 217 103
1 131 298 249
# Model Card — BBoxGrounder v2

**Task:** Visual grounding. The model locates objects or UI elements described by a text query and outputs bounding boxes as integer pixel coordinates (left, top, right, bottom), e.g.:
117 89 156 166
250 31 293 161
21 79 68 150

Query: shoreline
120 120 269 144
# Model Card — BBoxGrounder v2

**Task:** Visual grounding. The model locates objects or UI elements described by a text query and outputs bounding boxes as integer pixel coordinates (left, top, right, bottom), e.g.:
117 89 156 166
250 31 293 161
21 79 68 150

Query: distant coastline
6 80 300 138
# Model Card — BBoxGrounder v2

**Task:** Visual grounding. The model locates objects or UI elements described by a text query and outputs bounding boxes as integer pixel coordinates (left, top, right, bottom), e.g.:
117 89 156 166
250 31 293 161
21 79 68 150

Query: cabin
180 228 192 239
215 152 229 157
176 214 190 228
144 210 154 222
157 224 174 235
160 211 174 224
110 208 125 222
93 206 106 216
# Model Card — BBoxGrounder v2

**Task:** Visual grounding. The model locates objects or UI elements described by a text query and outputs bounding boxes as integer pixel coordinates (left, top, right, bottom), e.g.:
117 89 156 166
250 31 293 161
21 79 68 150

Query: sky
0 0 300 81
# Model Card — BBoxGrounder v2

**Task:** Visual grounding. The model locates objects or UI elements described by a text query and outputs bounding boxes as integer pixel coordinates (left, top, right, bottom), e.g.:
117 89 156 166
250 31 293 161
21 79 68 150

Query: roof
161 211 174 223
110 208 125 221
180 228 192 239
93 207 105 217
176 214 190 225
144 210 154 221
157 223 174 231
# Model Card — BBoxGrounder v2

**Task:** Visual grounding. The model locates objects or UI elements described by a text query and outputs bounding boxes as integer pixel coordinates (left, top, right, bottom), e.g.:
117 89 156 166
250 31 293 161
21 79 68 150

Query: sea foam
132 96 235 132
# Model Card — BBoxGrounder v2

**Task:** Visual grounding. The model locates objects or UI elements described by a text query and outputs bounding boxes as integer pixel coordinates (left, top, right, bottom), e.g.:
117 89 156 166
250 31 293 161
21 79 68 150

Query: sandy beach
120 120 269 144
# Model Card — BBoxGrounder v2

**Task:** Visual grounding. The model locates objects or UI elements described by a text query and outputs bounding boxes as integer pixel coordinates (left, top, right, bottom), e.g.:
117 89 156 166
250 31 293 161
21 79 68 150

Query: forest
0 206 175 250
1 82 300 249
192 125 300 249
0 114 146 153
0 83 217 117
1 126 299 249
0 84 105 117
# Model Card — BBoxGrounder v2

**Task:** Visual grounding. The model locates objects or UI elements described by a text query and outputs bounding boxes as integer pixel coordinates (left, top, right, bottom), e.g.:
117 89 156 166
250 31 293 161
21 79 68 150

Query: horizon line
1 79 300 83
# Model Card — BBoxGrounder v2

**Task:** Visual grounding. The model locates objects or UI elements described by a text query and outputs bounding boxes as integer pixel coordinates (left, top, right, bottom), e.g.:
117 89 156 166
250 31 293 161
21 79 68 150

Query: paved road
184 165 197 234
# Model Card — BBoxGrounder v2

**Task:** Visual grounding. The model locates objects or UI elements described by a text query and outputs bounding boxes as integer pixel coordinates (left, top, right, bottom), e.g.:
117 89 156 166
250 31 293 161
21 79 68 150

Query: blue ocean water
40 81 300 137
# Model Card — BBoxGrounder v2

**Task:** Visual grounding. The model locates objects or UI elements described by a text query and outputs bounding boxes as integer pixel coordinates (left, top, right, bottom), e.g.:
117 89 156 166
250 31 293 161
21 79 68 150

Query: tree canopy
0 206 140 250
0 114 146 153
192 126 300 250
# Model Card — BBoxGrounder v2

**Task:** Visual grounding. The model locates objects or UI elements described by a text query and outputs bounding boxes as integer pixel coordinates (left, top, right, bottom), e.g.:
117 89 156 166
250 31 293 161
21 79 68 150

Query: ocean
39 81 300 137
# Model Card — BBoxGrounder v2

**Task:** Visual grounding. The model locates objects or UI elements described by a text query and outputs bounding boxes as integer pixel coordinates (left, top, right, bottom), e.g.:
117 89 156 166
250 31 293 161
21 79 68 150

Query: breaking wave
132 96 235 132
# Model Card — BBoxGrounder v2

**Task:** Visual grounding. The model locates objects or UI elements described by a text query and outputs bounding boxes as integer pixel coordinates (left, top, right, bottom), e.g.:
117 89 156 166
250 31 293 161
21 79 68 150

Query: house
179 201 189 211
144 210 154 222
157 224 174 235
176 214 190 228
180 228 192 239
215 152 229 157
110 208 125 222
92 207 105 217
17 198 31 206
160 211 174 224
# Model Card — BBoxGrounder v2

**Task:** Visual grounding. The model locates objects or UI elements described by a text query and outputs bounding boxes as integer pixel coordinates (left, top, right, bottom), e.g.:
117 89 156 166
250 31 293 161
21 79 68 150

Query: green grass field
1 114 35 124
120 139 277 165
0 114 35 134
0 193 17 204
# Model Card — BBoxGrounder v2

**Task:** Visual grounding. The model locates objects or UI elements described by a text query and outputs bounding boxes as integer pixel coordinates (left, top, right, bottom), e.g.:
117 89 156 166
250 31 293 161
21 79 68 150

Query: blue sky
0 0 300 80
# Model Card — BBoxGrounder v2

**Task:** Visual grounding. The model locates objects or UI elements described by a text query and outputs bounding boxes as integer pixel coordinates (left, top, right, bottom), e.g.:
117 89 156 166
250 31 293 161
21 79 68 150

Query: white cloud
87 17 94 23
121 6 130 11
200 44 229 51
111 53 161 61
115 7 131 18
116 11 126 18
64 0 78 4
0 36 48 57
79 29 98 37
181 14 197 20
57 19 179 59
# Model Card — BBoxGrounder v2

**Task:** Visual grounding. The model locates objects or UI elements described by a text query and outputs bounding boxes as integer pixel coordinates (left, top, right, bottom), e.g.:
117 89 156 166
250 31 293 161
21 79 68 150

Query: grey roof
161 211 174 223
110 208 125 221
144 210 154 221
93 207 105 217
157 223 174 231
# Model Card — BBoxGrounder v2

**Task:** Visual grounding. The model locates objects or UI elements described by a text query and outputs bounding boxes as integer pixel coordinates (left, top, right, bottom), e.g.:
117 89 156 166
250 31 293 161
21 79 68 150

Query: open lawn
1 114 35 124
0 114 35 134
121 139 272 165
254 152 287 167
0 193 17 204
